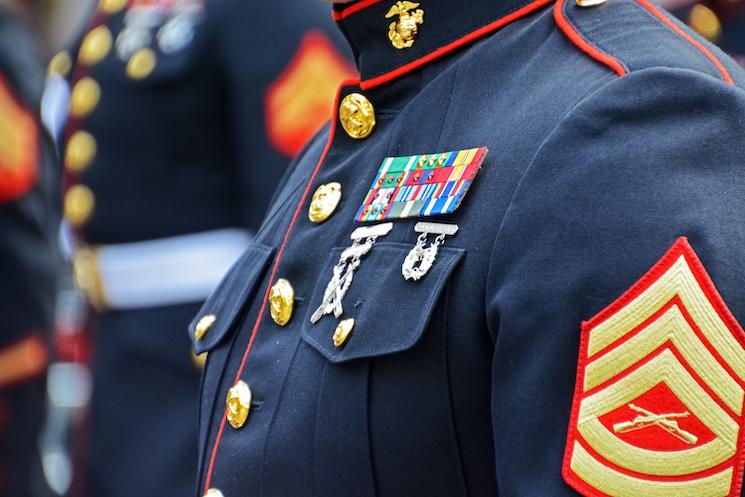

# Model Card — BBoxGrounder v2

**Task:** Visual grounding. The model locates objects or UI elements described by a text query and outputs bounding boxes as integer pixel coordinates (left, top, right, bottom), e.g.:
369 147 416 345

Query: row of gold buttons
60 0 160 227
196 89 377 496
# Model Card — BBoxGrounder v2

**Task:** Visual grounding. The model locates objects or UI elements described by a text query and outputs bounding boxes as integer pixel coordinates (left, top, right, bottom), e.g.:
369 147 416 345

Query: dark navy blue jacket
192 0 745 495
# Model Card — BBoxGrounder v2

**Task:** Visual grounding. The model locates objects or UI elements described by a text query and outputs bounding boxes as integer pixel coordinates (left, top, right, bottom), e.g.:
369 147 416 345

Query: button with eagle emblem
339 93 376 139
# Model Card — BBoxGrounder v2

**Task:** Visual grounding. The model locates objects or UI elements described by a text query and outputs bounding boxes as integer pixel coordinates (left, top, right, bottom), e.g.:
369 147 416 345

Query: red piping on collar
333 0 385 21
635 0 733 85
358 0 555 90
202 77 360 494
553 0 627 77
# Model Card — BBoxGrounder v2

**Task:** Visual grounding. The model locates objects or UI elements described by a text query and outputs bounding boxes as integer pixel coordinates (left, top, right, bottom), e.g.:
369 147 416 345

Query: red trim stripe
360 0 554 90
634 0 733 85
202 79 359 493
332 0 384 21
553 0 627 77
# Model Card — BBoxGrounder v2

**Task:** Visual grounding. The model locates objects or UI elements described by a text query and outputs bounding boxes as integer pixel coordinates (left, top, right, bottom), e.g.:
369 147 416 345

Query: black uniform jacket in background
60 1 353 497
64 0 353 243
192 0 745 496
0 7 59 497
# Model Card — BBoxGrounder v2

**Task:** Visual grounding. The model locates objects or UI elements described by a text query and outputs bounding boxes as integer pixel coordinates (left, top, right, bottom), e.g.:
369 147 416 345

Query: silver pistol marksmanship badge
310 223 394 323
402 222 458 281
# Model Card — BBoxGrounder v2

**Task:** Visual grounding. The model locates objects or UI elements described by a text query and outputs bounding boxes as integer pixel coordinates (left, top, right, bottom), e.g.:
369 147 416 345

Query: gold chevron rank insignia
563 238 745 497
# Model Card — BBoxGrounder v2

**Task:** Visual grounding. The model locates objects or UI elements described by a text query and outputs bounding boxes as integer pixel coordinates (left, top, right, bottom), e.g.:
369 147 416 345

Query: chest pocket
300 242 465 362
189 242 274 354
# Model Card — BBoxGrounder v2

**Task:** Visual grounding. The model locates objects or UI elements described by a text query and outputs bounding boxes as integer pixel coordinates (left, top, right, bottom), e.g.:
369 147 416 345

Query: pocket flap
189 242 274 354
300 242 464 363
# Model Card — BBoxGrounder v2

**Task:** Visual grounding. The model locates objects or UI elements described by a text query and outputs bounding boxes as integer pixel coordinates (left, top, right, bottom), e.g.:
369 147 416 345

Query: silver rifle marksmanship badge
402 222 458 281
310 223 393 323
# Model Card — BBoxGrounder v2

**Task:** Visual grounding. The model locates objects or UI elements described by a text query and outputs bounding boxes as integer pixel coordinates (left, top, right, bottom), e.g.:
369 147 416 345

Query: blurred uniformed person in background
0 0 60 495
49 0 354 496
191 0 745 496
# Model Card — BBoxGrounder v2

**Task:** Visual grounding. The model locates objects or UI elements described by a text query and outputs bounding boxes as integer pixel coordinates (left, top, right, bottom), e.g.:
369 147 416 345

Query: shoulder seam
633 0 733 84
553 0 733 85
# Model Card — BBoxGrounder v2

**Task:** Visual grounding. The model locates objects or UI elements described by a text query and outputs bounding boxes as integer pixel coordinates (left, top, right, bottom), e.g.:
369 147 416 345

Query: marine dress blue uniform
191 0 745 496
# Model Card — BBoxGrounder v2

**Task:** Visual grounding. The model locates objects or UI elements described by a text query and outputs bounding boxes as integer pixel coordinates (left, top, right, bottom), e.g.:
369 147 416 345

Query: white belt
73 229 252 311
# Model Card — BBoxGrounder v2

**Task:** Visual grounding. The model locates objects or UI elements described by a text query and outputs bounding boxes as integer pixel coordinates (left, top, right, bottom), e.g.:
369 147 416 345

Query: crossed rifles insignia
613 403 699 446
563 238 745 497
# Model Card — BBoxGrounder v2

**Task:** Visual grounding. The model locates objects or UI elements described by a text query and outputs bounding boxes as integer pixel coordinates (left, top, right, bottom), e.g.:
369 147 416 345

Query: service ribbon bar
355 147 488 223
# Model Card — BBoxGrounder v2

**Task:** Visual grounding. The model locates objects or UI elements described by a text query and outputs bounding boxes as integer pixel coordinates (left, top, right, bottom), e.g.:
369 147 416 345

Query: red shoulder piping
635 0 733 85
553 0 627 77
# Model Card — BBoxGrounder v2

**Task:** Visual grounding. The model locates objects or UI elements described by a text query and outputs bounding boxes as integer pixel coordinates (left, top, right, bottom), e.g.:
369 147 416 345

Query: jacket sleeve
206 0 354 232
485 68 745 496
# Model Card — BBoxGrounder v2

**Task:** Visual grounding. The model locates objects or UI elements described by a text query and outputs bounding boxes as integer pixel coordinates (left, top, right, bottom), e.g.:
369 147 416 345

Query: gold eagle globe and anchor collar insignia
563 238 745 497
386 1 425 49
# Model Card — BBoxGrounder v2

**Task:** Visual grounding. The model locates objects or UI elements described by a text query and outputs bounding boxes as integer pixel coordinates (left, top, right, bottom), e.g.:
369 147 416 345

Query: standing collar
333 0 554 90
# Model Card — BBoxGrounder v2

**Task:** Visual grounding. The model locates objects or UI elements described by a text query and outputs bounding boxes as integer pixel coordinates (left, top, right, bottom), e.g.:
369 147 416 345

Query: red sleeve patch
265 31 357 158
0 76 37 202
0 335 48 389
563 238 745 497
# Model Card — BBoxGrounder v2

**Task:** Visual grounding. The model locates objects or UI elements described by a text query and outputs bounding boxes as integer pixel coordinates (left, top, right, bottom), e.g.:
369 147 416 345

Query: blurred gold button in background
65 131 97 173
79 26 113 66
70 77 101 118
99 0 127 14
127 48 157 80
65 185 95 226
688 4 722 42
48 51 72 77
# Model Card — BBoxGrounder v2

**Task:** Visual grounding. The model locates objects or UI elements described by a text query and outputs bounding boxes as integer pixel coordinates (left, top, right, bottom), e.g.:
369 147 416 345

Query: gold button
333 318 355 348
126 48 157 80
65 131 97 173
48 51 72 77
99 0 127 13
688 4 722 42
576 0 607 6
269 278 294 326
192 351 208 369
65 185 95 226
339 93 376 139
308 182 342 223
226 380 252 429
70 77 101 118
79 26 113 66
195 315 216 341
204 490 224 497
